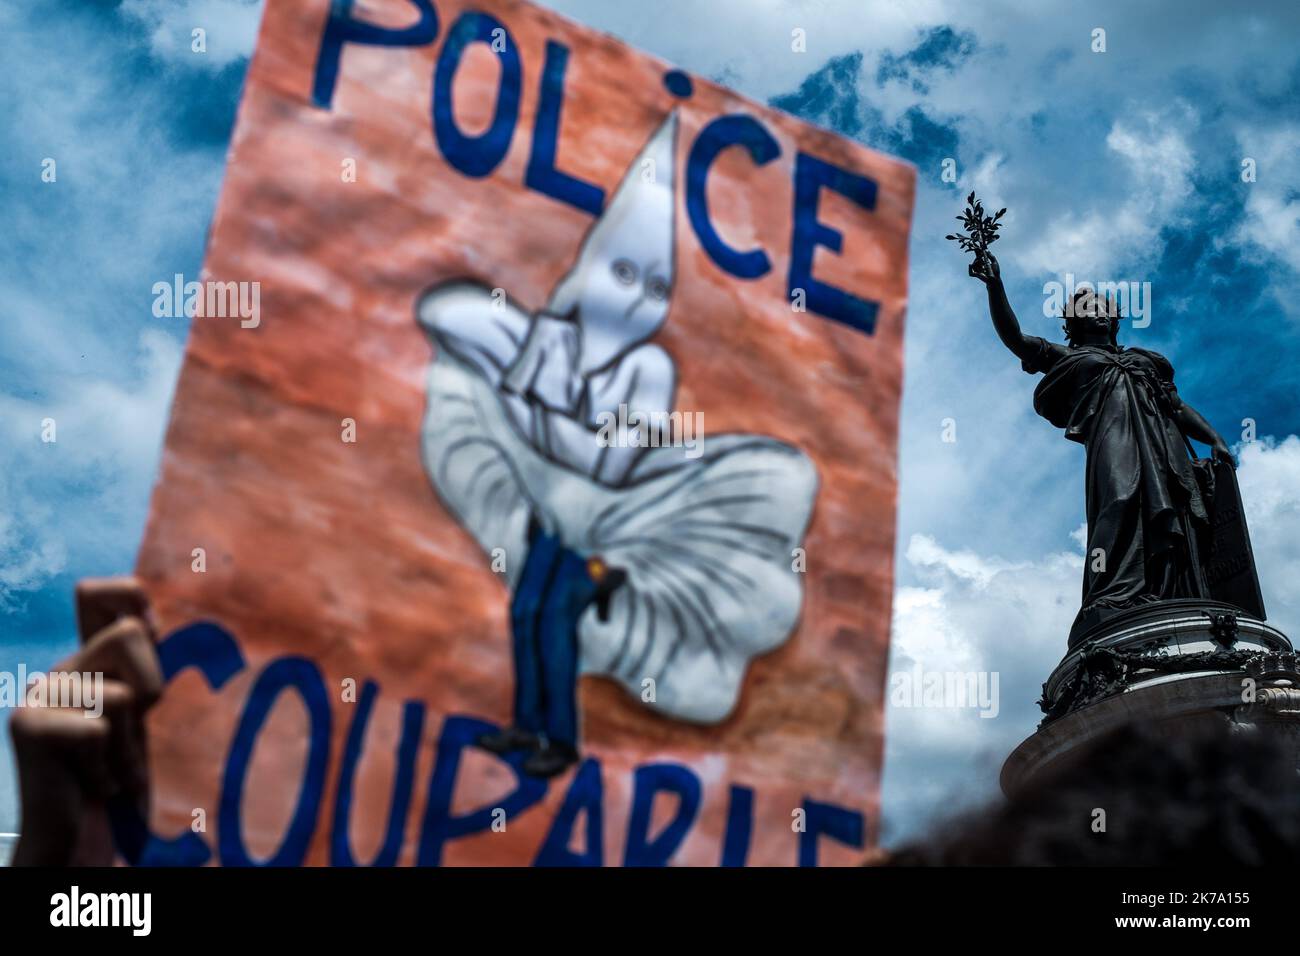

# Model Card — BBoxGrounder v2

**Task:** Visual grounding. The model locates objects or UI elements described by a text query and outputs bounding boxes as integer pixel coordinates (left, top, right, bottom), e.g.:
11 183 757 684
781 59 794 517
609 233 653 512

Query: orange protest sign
131 0 914 866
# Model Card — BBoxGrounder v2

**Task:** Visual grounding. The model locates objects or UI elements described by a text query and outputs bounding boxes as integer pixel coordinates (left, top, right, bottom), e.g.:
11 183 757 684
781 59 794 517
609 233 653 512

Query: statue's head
1062 288 1121 346
544 112 678 375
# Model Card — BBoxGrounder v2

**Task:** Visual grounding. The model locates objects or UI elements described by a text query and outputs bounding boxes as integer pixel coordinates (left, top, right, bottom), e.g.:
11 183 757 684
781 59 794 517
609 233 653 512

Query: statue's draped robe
1021 339 1209 630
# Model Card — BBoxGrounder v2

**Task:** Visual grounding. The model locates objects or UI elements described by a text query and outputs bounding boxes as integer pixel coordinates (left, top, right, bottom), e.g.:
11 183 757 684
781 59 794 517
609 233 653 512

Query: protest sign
133 0 915 866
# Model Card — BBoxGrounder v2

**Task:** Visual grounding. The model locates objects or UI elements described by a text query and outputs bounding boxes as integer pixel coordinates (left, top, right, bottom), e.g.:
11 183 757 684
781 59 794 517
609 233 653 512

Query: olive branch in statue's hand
947 192 1005 284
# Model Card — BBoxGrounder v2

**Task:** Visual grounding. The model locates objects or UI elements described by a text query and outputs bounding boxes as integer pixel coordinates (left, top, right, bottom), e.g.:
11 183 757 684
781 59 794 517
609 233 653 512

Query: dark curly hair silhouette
886 720 1300 866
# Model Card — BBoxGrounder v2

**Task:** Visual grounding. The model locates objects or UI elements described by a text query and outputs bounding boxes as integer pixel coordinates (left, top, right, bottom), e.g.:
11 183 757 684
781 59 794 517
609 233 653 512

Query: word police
313 0 886 336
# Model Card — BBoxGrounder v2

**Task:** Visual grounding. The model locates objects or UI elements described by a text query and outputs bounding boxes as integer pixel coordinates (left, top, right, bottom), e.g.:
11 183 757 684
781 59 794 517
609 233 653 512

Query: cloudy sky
1 0 1297 847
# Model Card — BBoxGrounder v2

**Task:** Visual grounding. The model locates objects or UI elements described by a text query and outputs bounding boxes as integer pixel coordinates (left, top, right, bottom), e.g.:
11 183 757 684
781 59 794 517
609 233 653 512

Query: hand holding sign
10 578 162 866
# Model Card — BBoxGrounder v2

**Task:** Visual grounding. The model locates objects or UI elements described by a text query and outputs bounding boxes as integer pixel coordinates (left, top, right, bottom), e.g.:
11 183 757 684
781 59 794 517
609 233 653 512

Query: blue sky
2 0 1298 847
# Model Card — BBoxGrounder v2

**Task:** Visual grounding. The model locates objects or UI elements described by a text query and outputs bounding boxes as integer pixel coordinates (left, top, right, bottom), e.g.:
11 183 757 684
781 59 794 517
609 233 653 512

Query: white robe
418 287 818 724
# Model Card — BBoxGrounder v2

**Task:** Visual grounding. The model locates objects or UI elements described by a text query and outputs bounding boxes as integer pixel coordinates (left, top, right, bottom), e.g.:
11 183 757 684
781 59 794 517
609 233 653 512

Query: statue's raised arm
948 193 1045 365
968 253 1041 364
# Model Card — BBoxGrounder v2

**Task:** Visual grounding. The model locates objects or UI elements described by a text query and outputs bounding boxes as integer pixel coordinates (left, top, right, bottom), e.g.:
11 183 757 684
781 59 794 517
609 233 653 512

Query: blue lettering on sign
624 763 701 867
312 0 440 110
309 0 890 338
534 757 604 866
127 629 868 866
416 715 547 865
686 114 781 280
331 681 426 866
720 783 754 867
220 657 333 866
663 69 694 98
110 621 246 867
798 797 866 866
789 151 881 335
524 41 605 215
433 12 523 179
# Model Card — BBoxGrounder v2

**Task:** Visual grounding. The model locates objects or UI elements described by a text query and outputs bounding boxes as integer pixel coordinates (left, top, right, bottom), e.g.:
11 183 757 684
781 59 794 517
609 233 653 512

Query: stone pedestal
1001 600 1297 796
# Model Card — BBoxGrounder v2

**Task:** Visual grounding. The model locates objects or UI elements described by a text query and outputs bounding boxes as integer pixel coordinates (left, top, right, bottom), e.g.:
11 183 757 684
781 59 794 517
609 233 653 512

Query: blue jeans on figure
476 521 624 778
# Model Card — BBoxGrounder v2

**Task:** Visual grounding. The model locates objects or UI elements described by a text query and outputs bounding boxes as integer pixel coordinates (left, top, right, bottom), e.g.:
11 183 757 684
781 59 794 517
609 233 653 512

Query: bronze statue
953 196 1263 643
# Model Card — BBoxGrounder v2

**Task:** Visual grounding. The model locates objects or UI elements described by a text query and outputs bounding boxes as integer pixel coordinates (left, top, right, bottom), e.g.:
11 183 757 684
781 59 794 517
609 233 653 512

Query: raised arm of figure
969 254 1039 363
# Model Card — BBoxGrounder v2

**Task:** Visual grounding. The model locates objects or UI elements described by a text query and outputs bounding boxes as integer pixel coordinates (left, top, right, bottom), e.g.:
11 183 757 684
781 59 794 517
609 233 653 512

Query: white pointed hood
545 111 679 375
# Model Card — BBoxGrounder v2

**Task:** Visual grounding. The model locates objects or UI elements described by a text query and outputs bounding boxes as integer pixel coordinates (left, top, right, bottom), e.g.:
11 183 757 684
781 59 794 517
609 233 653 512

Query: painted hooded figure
416 111 818 777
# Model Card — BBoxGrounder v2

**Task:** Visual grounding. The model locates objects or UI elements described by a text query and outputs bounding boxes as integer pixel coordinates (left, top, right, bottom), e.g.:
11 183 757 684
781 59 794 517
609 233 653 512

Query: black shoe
522 741 578 778
476 727 539 755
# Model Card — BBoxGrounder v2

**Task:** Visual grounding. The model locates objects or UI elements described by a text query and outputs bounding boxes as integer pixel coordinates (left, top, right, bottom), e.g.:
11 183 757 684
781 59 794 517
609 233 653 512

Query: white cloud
0 513 66 608
121 0 264 69
543 0 943 100
1237 436 1300 637
1231 124 1300 318
882 530 1079 840
1016 108 1197 278
0 330 182 605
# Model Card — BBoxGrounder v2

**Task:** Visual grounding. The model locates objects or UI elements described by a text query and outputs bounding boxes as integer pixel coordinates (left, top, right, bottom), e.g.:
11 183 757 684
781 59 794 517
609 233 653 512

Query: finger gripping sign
133 0 914 866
